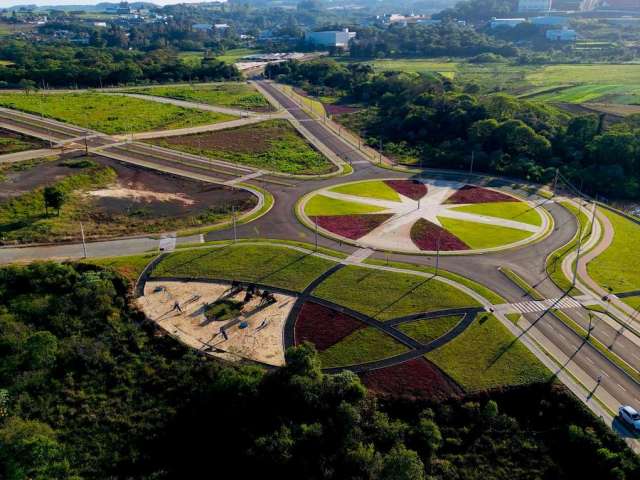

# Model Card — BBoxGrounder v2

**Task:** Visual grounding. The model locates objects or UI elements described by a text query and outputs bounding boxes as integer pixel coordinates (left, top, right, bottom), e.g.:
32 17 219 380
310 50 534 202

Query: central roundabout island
298 178 553 254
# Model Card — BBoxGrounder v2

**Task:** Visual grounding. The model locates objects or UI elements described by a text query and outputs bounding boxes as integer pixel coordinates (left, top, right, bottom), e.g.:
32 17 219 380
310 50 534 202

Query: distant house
305 28 356 48
192 23 213 31
214 23 230 30
546 27 577 40
490 18 527 28
518 0 551 12
531 15 568 25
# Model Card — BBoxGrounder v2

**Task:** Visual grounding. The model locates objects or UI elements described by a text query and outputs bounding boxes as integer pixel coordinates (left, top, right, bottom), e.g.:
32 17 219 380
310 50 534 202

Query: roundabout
298 178 553 254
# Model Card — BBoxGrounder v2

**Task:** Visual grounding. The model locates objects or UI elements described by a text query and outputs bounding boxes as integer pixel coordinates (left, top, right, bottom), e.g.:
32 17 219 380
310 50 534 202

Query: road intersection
1 80 639 449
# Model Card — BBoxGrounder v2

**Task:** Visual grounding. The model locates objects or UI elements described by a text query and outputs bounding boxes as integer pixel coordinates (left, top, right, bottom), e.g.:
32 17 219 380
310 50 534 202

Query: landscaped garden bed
410 218 470 251
384 179 427 200
294 301 364 351
360 358 463 401
310 214 392 240
445 185 519 204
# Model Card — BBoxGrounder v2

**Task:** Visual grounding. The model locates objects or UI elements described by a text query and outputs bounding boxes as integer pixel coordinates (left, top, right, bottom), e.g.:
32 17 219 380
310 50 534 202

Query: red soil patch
384 179 427 201
410 218 469 251
361 358 463 401
445 185 519 204
310 214 392 240
295 301 365 351
325 104 360 116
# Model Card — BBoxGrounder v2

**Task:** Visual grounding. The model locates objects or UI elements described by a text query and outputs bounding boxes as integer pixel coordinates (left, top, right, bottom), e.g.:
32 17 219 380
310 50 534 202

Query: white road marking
617 383 627 392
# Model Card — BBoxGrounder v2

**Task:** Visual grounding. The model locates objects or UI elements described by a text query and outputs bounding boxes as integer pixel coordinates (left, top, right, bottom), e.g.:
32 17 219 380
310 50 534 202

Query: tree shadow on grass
370 276 436 321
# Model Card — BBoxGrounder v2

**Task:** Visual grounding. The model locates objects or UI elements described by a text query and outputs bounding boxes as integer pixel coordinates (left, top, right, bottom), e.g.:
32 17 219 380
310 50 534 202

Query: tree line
266 59 640 200
1 261 639 479
0 41 240 89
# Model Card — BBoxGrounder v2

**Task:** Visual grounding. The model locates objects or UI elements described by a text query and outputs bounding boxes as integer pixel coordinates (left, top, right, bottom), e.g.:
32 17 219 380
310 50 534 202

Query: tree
380 444 425 480
43 186 65 216
24 331 58 370
18 79 36 95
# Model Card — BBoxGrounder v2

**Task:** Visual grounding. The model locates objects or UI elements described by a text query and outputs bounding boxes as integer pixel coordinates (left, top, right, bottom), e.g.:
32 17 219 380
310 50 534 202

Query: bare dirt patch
0 155 79 200
139 280 295 366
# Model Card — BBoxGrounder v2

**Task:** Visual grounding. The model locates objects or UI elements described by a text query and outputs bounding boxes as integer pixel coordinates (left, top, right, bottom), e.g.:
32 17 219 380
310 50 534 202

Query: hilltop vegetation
0 262 639 479
268 58 640 200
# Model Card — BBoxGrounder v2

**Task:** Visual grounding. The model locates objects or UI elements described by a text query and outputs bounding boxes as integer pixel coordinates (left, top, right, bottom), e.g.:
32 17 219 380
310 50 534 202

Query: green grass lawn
80 252 157 283
623 296 640 311
312 266 480 321
438 217 533 249
305 194 386 216
0 93 234 134
147 119 334 175
530 84 634 104
452 201 543 226
216 48 261 64
151 244 337 292
330 180 401 202
178 51 204 67
425 313 550 391
319 327 409 368
526 64 640 86
588 208 640 294
124 83 272 111
396 314 463 344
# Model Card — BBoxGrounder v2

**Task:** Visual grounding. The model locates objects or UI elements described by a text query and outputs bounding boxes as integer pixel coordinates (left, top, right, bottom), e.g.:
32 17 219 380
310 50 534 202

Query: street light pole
469 150 474 176
572 219 584 288
80 222 87 259
435 232 441 277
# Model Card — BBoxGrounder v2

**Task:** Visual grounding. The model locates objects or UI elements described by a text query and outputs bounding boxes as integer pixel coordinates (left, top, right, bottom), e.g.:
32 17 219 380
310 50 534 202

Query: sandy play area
138 280 295 366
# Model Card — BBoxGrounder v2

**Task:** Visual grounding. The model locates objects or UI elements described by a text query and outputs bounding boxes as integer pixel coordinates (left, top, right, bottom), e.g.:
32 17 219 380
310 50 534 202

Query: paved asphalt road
1 81 639 434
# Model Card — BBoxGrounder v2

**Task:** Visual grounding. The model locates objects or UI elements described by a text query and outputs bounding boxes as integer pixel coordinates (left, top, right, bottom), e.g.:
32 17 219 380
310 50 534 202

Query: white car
618 405 640 430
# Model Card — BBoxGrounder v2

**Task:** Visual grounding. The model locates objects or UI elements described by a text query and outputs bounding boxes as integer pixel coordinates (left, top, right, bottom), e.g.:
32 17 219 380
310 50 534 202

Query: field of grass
312 266 480 321
330 180 401 202
0 131 43 154
588 208 640 295
178 51 203 67
530 84 635 104
365 59 459 79
452 201 543 226
0 93 234 134
124 83 272 111
438 217 533 249
319 327 409 368
305 195 386 216
80 252 157 283
396 315 462 344
526 64 640 87
151 244 336 292
217 48 261 64
148 119 334 175
425 314 551 391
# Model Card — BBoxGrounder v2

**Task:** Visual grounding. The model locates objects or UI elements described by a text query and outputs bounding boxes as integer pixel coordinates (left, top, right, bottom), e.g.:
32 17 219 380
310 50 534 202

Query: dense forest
1 262 639 479
0 41 240 88
267 59 640 200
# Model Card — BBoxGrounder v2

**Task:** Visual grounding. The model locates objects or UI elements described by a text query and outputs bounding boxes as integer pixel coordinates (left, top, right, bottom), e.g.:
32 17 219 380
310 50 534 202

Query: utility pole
469 150 474 176
80 222 87 259
314 220 318 251
572 220 584 288
84 134 89 156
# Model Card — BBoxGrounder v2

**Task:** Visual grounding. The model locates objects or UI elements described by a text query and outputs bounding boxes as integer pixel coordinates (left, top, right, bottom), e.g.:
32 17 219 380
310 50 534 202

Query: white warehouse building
305 28 356 48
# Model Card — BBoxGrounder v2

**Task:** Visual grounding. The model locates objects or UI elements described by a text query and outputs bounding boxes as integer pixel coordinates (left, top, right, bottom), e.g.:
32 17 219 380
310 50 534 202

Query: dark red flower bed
295 301 364 351
360 358 463 401
445 185 518 204
410 218 469 251
310 214 392 240
325 104 360 116
384 179 427 201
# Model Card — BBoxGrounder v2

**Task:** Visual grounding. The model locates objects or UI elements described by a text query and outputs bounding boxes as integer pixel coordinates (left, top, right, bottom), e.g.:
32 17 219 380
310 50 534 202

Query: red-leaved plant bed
410 218 469 251
294 301 365 351
445 185 518 204
325 104 360 116
360 358 463 401
384 179 427 201
310 214 392 240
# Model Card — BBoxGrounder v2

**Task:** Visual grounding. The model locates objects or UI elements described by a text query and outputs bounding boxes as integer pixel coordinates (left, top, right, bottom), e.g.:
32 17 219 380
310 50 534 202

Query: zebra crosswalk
510 297 583 314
